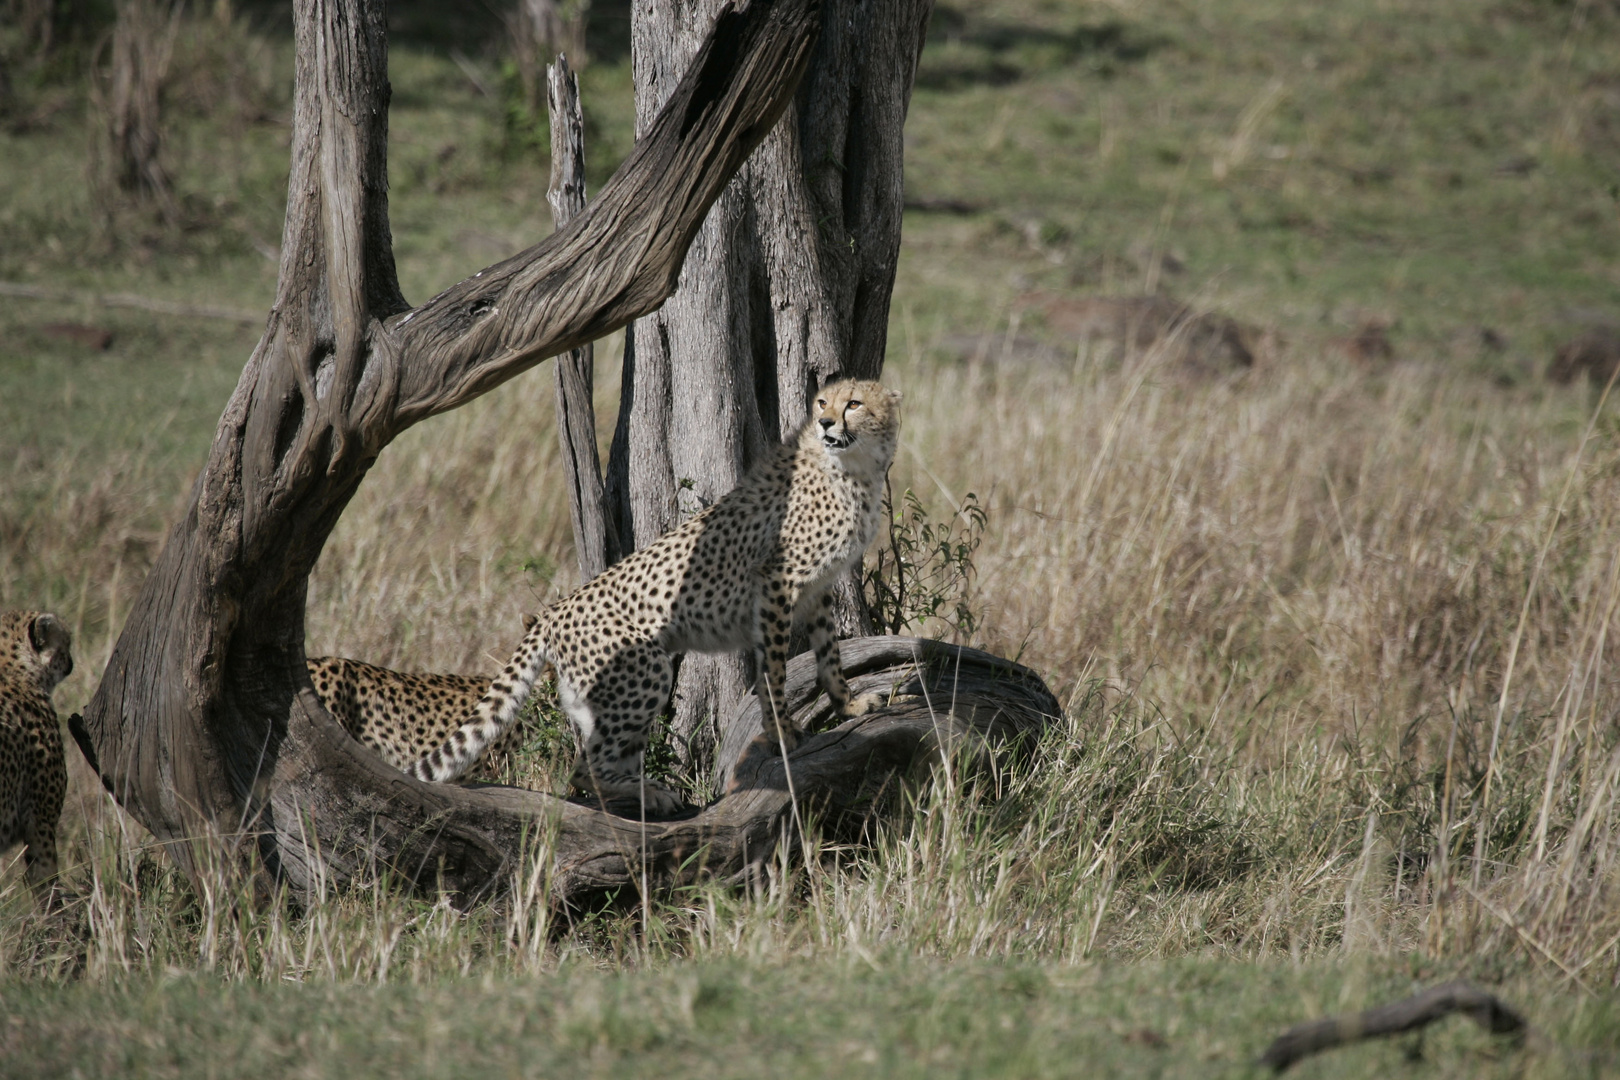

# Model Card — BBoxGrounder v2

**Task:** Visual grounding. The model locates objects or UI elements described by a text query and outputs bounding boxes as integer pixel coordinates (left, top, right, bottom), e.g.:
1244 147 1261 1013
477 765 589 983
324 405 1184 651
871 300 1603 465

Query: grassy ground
4 0 1620 1075
8 957 1617 1079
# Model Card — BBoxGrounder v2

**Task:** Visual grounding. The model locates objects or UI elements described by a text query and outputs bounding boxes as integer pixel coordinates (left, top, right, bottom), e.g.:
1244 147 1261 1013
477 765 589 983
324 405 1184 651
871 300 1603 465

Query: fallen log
401 636 1058 907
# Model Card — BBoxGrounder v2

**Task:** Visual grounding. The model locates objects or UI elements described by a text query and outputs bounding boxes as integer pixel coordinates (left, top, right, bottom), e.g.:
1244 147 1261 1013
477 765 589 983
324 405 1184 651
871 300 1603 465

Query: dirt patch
1028 293 1255 376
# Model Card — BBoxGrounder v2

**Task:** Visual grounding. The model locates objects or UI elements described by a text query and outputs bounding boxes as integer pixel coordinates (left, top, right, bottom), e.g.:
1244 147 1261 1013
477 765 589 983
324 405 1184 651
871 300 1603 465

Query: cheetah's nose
819 418 835 431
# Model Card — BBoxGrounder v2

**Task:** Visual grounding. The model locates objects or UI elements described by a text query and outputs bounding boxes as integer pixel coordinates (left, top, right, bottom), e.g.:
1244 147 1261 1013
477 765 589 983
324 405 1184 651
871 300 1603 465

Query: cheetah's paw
639 782 689 817
838 691 886 719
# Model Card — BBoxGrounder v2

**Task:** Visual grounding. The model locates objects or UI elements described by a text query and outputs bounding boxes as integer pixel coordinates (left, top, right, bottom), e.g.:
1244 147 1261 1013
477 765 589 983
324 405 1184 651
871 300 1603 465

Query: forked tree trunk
72 0 1054 908
609 0 934 786
75 0 825 898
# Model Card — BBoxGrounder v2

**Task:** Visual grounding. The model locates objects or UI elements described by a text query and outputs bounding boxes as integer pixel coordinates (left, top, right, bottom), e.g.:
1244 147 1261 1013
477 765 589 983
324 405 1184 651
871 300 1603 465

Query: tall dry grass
5 324 1620 990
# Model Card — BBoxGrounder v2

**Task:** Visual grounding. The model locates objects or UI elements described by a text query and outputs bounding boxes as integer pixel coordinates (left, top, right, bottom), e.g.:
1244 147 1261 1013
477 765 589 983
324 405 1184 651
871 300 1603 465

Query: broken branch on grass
1257 980 1529 1073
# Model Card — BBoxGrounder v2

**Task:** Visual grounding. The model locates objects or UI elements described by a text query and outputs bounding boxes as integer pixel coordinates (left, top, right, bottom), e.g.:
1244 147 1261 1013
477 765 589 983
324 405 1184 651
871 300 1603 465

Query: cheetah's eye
849 400 863 409
816 398 826 408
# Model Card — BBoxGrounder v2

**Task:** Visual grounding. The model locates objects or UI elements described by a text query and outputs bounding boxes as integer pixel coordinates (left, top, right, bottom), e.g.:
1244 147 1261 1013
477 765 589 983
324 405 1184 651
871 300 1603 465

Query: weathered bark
70 0 1052 911
546 54 620 582
608 0 935 787
77 0 826 898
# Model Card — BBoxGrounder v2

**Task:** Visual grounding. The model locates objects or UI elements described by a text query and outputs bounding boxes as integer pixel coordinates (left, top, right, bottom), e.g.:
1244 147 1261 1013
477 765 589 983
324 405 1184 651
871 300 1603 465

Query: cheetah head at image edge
1 611 73 693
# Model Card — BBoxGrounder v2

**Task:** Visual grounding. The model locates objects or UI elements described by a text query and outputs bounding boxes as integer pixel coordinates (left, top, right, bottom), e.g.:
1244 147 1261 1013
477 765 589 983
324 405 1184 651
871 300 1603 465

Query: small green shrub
864 485 987 639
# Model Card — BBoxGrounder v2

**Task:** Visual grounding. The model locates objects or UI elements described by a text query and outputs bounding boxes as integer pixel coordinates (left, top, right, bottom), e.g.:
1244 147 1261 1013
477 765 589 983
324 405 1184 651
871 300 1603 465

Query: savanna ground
4 0 1620 1075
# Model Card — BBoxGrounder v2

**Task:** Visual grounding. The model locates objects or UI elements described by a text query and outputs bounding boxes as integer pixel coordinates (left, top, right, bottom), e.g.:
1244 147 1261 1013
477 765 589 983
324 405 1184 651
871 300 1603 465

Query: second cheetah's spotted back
307 657 529 781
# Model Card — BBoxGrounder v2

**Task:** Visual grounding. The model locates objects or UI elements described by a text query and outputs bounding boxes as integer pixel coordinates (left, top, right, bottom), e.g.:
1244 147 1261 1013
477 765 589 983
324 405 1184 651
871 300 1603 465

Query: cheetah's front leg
754 577 803 751
23 726 66 903
807 591 883 720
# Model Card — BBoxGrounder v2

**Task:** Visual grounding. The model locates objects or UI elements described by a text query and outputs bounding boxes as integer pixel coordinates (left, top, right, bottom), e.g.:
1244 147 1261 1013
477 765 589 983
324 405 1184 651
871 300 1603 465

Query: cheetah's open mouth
821 431 852 450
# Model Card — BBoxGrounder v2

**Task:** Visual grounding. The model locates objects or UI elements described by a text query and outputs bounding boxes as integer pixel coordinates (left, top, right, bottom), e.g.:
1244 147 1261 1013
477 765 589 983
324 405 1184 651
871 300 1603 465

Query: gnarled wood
517 637 1057 907
71 0 1047 911
78 0 825 898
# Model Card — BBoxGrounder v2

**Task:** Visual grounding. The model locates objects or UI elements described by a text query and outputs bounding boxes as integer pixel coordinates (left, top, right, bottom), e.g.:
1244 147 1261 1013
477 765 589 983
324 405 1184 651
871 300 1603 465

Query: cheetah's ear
522 613 539 631
28 614 67 654
887 387 904 405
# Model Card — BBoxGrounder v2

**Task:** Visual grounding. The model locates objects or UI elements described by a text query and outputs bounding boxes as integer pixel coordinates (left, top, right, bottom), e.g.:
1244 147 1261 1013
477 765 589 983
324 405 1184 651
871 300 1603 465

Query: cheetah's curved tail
405 616 551 783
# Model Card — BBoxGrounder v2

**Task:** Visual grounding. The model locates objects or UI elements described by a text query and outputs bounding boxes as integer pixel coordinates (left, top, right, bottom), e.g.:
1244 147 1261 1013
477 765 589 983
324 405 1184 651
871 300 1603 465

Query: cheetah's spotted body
408 379 903 814
0 611 73 900
307 657 528 780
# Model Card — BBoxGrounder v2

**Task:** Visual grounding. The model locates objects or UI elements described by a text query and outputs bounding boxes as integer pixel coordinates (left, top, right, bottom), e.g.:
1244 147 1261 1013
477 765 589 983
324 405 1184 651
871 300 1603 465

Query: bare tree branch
384 0 823 430
547 53 620 581
0 281 260 323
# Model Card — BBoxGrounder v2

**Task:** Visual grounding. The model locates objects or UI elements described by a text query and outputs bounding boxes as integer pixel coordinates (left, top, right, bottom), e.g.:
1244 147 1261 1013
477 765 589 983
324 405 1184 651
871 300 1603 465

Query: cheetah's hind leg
565 641 686 817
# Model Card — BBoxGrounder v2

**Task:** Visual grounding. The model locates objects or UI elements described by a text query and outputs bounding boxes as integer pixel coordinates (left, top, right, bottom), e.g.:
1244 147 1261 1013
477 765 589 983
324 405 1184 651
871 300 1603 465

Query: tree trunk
509 0 590 115
608 0 934 788
75 0 826 900
69 0 1055 912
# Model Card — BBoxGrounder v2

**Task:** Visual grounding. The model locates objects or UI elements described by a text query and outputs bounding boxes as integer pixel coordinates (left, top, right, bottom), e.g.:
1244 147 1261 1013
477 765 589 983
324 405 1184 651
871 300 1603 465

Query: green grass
6 957 1609 1079
5 0 1620 1074
899 0 1620 363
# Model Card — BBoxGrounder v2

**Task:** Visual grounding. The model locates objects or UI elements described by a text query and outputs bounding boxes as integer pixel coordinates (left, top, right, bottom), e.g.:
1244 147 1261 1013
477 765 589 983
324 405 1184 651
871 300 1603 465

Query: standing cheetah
408 379 903 814
307 653 542 781
0 611 73 900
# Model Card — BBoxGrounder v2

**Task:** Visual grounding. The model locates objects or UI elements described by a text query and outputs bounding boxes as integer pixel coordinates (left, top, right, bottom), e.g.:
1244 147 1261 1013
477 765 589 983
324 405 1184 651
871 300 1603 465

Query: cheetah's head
811 379 902 473
0 611 74 694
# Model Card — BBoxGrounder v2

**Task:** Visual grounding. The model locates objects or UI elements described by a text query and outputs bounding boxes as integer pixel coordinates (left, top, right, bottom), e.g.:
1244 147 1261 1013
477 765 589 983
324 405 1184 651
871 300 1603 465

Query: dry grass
6 329 1620 995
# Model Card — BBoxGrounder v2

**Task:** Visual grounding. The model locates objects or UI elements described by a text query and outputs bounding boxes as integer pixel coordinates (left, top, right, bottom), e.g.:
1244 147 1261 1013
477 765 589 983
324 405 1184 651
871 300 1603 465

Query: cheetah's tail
405 619 551 783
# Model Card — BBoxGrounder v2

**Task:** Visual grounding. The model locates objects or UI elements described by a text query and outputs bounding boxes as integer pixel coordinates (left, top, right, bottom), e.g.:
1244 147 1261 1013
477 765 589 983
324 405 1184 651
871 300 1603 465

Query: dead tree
97 0 183 220
546 54 619 582
71 0 1052 908
508 0 589 116
609 0 936 785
